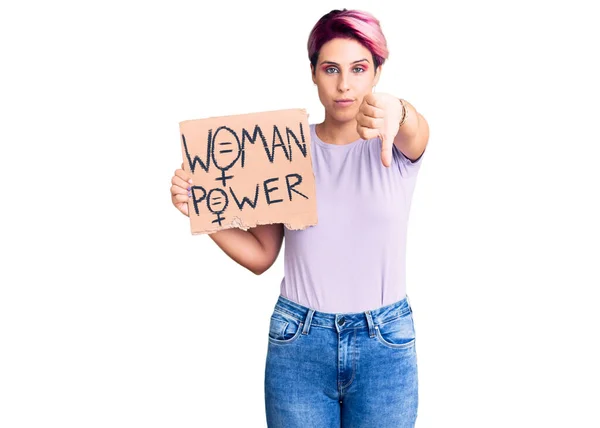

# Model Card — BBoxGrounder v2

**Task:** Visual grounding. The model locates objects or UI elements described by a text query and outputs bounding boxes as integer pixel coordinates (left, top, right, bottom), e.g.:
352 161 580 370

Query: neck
316 113 361 146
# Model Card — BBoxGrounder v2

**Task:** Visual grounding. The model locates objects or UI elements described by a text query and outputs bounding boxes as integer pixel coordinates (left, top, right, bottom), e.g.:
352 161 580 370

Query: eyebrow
319 58 370 66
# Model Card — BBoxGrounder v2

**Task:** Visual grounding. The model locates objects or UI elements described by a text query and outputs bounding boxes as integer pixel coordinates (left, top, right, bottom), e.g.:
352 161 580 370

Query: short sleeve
392 143 426 177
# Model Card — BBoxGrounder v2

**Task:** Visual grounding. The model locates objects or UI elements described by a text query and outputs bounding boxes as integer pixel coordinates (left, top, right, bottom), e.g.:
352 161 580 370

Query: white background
1 0 599 427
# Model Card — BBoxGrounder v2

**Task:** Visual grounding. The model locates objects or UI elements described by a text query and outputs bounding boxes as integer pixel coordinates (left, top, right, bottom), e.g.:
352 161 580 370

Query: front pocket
374 313 415 349
268 310 303 345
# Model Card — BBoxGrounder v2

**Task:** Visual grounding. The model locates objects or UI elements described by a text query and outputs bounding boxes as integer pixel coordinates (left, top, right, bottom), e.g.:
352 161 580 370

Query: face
311 37 381 123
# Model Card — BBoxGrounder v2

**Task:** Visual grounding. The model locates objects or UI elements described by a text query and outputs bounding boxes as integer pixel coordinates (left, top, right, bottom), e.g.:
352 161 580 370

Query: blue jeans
264 294 419 427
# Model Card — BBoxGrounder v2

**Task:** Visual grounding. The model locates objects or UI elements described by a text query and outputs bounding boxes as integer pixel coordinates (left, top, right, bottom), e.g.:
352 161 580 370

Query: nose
337 72 350 92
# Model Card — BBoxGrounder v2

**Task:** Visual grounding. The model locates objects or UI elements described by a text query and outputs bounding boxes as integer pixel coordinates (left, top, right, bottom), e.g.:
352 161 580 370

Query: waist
272 294 412 330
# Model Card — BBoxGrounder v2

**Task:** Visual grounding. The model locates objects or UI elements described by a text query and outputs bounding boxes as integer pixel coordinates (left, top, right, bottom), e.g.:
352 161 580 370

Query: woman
170 8 429 427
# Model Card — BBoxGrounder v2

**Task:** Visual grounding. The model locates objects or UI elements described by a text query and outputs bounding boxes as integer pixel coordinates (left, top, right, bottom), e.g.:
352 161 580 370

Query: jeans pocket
374 310 416 349
268 309 303 345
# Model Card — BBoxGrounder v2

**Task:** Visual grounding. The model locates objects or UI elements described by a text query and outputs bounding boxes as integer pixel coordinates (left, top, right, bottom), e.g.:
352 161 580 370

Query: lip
335 99 354 106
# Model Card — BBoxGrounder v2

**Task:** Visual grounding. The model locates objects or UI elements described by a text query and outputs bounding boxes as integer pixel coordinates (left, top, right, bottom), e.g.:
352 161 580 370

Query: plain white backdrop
1 0 599 426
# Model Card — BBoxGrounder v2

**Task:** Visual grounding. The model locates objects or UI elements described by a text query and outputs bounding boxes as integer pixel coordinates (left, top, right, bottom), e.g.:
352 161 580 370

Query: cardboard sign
179 108 318 235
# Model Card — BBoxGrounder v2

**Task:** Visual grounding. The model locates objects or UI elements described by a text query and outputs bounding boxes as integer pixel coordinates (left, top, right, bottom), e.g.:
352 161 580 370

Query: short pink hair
307 9 389 72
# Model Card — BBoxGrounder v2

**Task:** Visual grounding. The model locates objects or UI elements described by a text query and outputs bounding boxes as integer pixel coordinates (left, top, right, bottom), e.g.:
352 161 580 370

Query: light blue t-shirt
279 123 425 313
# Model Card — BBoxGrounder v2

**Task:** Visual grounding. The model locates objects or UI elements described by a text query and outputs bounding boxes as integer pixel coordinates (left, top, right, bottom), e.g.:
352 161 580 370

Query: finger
380 136 393 168
365 94 384 109
175 201 190 217
180 203 189 217
170 184 189 197
356 112 384 130
359 102 385 119
357 125 379 140
172 193 189 203
171 175 191 191
175 168 193 184
362 93 375 107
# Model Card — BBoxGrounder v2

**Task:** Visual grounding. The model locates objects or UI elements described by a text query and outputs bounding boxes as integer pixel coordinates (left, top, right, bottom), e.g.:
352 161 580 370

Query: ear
373 65 382 87
310 63 316 84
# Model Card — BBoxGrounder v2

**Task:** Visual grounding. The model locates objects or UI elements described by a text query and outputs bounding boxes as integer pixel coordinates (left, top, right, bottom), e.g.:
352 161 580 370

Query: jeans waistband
273 294 413 335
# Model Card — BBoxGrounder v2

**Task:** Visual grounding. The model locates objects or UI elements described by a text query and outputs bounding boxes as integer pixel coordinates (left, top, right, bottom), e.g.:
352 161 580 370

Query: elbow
251 266 267 276
250 258 275 276
251 262 270 276
252 268 265 276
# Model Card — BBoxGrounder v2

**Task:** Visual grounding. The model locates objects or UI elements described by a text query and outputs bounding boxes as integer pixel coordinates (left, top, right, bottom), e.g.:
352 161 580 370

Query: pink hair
307 9 389 72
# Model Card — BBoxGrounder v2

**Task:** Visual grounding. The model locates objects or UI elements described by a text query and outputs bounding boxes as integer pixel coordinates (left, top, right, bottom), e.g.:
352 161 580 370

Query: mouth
335 99 354 106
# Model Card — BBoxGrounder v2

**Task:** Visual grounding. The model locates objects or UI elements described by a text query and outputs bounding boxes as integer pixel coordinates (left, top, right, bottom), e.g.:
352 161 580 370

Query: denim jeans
264 294 419 427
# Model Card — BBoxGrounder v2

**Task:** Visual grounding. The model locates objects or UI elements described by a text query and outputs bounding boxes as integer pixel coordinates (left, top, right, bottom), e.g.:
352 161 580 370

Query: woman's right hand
170 161 284 274
170 162 193 217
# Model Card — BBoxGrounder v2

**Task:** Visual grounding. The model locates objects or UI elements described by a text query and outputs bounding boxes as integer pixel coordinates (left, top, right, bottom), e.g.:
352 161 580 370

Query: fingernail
188 191 192 197
188 179 193 184
187 186 191 191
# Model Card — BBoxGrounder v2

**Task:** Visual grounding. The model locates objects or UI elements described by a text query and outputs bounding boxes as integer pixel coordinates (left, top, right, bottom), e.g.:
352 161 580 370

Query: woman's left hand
356 93 404 167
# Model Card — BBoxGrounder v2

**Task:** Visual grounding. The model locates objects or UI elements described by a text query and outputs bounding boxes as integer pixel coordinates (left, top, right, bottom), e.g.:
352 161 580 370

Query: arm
171 164 284 275
208 223 284 275
393 100 430 162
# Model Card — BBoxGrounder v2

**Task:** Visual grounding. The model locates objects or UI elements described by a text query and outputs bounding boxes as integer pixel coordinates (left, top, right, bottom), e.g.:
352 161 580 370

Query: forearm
393 99 419 146
208 228 268 275
393 99 429 161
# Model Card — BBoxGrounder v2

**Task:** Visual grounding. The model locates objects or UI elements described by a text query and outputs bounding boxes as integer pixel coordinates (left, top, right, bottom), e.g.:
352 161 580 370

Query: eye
325 67 339 74
353 66 366 73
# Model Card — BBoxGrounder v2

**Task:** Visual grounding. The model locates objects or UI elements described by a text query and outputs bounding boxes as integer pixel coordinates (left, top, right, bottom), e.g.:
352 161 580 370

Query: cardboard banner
179 108 318 235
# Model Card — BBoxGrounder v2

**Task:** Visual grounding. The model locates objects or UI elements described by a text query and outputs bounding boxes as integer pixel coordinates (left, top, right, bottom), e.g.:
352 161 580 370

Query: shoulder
391 142 426 177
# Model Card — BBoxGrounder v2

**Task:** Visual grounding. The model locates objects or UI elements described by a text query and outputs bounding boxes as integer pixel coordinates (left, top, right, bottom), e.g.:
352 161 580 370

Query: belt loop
364 310 376 338
302 309 315 335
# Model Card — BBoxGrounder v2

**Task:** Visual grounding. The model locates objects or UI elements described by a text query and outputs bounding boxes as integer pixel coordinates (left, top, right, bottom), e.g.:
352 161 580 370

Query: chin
337 111 357 123
328 106 356 120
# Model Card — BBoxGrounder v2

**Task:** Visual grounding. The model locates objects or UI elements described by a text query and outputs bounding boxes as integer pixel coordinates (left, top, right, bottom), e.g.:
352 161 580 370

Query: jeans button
338 316 345 326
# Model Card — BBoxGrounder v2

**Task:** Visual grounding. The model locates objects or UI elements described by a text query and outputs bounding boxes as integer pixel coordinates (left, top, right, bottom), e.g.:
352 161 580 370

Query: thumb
380 134 393 168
